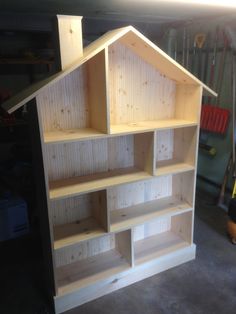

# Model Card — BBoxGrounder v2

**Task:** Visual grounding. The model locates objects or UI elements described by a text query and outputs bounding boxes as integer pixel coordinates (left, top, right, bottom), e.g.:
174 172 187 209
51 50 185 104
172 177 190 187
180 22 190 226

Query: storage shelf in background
134 231 190 266
57 249 130 295
54 218 106 250
110 196 192 233
155 159 195 176
44 128 106 144
110 119 197 135
49 167 151 200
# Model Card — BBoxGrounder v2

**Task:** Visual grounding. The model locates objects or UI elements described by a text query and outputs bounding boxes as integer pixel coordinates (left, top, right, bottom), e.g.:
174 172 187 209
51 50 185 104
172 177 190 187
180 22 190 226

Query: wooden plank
108 41 176 126
119 28 217 96
37 66 90 132
57 15 83 70
54 244 196 313
44 128 106 143
172 210 193 243
115 230 133 266
88 49 110 133
110 119 198 135
28 99 57 297
110 196 192 233
134 230 190 266
155 126 197 170
53 218 106 250
57 249 131 295
155 160 195 176
175 85 202 122
173 171 195 208
49 168 151 200
134 132 155 175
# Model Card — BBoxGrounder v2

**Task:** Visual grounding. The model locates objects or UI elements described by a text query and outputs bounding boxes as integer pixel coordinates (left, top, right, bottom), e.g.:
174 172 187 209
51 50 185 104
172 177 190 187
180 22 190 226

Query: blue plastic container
0 196 29 241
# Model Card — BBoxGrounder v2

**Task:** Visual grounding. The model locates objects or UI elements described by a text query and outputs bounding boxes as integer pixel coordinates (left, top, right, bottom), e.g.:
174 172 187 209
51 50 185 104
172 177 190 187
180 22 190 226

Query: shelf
44 128 106 144
134 231 190 266
57 249 130 295
110 196 192 233
54 218 106 250
49 167 151 200
155 159 195 176
110 119 197 135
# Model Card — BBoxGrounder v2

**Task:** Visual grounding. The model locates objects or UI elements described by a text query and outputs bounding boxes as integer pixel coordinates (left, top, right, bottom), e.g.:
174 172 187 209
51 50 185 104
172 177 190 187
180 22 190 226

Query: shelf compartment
108 40 201 134
56 230 132 295
108 171 194 233
155 126 197 176
110 196 192 233
133 211 193 266
47 133 154 200
50 168 150 200
37 49 109 142
52 190 108 250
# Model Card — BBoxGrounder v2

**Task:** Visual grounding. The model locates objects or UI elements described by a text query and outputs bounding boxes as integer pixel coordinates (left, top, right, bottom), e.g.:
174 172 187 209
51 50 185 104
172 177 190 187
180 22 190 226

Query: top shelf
43 120 197 144
110 119 197 135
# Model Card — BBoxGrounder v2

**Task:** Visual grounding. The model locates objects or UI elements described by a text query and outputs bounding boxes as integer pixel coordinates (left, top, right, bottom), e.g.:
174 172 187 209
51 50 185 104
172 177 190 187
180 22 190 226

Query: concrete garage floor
1 190 236 314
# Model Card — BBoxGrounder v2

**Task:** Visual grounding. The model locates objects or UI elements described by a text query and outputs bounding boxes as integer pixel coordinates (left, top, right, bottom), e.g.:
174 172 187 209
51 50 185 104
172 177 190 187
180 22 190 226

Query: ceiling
1 0 236 24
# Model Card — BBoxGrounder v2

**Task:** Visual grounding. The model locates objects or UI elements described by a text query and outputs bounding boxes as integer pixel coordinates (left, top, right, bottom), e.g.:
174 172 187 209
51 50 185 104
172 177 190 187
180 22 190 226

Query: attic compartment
37 49 108 143
108 38 201 134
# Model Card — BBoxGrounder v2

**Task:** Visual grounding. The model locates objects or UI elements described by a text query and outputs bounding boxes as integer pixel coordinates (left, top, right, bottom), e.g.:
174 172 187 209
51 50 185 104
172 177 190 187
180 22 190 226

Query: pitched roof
2 26 216 114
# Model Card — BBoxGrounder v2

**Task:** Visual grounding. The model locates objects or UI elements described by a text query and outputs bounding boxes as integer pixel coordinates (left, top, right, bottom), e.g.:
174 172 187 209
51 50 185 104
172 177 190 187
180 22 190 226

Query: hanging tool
201 27 230 135
193 33 206 78
227 53 236 244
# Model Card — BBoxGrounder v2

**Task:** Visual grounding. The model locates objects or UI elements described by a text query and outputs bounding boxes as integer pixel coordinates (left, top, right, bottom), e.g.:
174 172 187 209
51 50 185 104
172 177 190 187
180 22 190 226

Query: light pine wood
55 233 115 268
175 85 202 122
172 210 193 243
0 21 209 313
1 26 216 115
87 49 110 133
49 168 151 200
134 230 190 266
57 15 83 70
54 218 106 250
54 244 196 314
53 190 108 250
110 119 197 135
115 230 133 266
155 126 197 175
110 196 192 233
108 41 176 126
57 249 131 295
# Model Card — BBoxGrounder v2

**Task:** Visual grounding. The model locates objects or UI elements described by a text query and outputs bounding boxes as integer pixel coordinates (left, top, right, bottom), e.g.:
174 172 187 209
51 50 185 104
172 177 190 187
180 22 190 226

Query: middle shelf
52 170 194 250
46 125 197 200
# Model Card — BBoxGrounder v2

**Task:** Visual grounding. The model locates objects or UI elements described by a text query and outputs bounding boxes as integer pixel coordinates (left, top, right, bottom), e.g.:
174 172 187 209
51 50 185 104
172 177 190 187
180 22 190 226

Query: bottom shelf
57 249 130 295
134 231 190 266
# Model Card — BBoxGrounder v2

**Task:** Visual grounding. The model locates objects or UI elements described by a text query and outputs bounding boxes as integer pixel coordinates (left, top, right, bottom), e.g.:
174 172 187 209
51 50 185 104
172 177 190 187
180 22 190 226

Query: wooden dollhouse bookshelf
1 15 216 314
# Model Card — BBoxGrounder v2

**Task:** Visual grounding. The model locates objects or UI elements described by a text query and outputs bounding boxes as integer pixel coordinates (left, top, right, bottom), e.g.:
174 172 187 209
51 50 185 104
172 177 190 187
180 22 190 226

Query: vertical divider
130 228 135 267
91 190 109 233
115 230 133 267
106 188 111 233
87 47 110 134
134 131 155 175
153 130 157 176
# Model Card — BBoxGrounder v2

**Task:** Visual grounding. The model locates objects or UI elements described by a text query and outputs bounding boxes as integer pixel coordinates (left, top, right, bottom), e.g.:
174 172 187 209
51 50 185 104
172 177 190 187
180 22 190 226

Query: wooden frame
1 18 217 314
